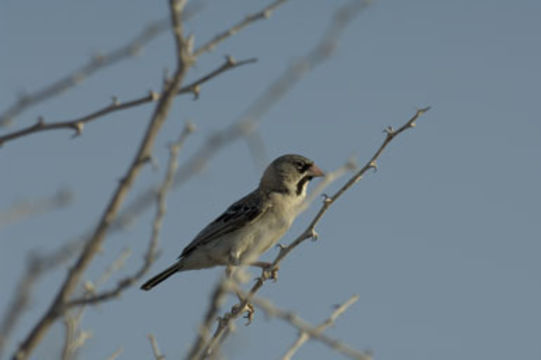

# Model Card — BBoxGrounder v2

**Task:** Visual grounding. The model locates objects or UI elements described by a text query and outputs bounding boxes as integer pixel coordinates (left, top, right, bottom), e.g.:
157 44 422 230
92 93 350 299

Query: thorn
111 96 119 106
72 122 84 138
409 121 416 128
149 90 160 102
276 243 287 251
321 193 332 204
192 85 200 100
263 9 272 18
225 55 236 66
369 160 377 172
384 126 394 136
309 228 319 241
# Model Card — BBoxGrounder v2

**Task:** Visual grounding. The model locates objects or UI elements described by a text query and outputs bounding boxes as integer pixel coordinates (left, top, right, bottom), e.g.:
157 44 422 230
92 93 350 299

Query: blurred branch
0 57 256 147
204 107 431 355
12 2 192 358
60 311 92 360
230 286 370 360
185 278 230 359
107 347 124 360
193 0 288 57
148 334 166 360
0 189 73 229
65 123 194 308
61 248 131 360
0 1 205 128
282 295 360 360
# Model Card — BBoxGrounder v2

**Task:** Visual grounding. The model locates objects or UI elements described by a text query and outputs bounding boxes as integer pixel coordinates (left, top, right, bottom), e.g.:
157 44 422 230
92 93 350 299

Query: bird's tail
140 263 182 291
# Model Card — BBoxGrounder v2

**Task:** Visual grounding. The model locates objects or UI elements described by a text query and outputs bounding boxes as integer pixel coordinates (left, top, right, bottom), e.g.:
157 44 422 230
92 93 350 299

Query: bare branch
148 334 166 360
11 2 193 358
230 286 370 360
193 0 289 57
204 106 430 355
0 58 256 147
282 295 360 360
0 189 73 229
0 1 205 128
64 123 194 308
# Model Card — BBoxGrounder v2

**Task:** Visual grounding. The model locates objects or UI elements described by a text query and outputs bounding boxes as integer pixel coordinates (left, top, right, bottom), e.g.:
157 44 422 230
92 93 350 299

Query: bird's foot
251 261 279 282
232 301 255 325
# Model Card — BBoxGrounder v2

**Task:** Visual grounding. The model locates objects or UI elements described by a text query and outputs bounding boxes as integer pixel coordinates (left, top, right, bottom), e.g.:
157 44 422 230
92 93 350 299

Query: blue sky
1 0 540 359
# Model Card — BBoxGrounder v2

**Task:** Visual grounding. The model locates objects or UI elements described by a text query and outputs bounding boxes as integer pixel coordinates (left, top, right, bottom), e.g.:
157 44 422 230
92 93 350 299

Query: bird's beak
308 163 325 178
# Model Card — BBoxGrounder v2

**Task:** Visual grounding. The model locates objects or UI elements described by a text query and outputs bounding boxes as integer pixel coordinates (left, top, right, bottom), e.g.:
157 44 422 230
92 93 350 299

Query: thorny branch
204 107 431 356
65 123 195 308
282 295 360 360
0 1 205 128
0 57 256 147
11 1 192 359
230 285 370 360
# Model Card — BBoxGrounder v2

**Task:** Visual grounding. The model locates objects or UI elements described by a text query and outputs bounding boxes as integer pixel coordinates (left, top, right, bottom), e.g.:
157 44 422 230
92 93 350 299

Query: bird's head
260 154 324 197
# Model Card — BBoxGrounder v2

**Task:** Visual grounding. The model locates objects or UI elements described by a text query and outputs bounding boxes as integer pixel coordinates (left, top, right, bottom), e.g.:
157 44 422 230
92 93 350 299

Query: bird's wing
179 189 270 258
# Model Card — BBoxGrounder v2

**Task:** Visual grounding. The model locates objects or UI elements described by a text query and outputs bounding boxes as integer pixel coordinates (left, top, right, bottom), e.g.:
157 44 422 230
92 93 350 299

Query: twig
0 1 204 128
193 0 288 57
230 286 370 360
0 58 256 147
11 2 192 359
282 295 360 360
0 189 73 229
64 123 194 308
107 347 124 360
148 334 165 360
205 106 431 355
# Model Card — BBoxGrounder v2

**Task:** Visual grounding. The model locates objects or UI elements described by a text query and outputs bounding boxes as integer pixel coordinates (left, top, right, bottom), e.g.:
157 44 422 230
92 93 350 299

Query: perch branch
205 106 430 355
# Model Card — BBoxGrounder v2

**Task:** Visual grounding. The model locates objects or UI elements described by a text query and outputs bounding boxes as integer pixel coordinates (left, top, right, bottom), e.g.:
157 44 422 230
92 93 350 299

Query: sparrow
140 154 324 291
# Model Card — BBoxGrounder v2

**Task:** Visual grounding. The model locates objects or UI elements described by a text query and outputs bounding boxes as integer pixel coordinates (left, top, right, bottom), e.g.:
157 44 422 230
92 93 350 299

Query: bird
140 154 324 291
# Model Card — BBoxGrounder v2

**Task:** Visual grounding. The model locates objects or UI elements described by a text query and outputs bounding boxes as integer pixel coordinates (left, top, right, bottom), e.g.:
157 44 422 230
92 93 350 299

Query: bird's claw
261 264 279 282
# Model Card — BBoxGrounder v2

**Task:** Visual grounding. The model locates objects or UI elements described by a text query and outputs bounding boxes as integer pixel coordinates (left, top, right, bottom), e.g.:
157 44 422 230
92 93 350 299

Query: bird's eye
295 161 310 173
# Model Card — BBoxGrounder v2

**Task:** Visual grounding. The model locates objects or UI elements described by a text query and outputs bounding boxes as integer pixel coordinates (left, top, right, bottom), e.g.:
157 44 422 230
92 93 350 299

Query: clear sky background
1 0 540 359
